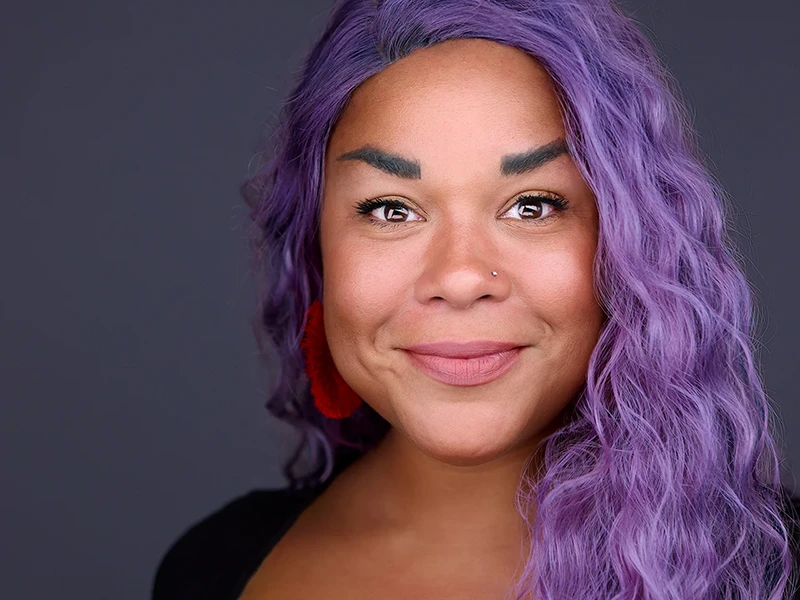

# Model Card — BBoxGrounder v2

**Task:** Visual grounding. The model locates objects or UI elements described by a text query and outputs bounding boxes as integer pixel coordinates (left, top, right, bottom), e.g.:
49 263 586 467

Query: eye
499 193 569 225
352 197 424 229
353 193 570 230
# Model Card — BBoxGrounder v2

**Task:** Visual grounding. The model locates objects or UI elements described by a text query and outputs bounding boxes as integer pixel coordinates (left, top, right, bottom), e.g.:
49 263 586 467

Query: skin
312 37 605 580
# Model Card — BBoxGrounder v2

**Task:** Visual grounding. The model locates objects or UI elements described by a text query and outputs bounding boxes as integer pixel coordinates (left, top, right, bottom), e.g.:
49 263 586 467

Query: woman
152 0 800 598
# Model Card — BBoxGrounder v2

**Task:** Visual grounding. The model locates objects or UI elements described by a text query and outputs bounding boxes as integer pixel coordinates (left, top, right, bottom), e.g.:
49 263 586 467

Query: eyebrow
335 137 569 180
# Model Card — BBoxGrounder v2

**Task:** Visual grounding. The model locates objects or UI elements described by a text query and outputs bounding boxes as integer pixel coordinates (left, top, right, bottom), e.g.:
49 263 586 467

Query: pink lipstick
402 342 524 386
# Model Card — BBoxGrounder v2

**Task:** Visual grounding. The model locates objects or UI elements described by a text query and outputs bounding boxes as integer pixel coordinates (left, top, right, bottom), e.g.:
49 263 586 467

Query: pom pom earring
299 300 363 419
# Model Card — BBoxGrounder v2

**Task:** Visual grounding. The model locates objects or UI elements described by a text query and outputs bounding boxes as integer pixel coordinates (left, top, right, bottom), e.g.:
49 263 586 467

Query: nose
413 222 511 309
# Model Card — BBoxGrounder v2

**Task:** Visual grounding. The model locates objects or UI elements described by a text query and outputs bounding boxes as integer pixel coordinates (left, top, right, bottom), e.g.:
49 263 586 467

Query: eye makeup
352 193 570 230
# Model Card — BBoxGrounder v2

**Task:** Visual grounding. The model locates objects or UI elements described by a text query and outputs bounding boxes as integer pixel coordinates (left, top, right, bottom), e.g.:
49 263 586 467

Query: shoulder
151 487 314 600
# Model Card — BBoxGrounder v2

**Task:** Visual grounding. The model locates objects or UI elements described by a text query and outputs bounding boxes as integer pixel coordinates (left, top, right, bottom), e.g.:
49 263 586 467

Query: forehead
326 38 566 167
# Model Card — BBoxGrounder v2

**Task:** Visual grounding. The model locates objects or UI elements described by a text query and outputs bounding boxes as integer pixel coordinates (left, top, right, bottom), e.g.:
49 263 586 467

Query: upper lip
402 340 525 358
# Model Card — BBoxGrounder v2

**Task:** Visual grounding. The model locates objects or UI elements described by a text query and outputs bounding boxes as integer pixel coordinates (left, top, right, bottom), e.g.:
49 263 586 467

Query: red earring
299 300 363 419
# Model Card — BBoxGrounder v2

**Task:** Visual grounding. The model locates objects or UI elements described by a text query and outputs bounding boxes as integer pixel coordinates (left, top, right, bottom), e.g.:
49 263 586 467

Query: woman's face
320 38 605 467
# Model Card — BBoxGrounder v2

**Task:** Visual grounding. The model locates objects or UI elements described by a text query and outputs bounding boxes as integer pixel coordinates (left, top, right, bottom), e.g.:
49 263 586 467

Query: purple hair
238 0 796 597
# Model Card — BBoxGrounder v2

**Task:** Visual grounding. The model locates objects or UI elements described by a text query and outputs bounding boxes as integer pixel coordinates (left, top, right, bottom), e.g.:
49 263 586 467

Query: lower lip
404 347 524 387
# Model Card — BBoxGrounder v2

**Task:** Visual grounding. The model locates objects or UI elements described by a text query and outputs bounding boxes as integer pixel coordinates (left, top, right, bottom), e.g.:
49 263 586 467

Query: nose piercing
491 271 498 277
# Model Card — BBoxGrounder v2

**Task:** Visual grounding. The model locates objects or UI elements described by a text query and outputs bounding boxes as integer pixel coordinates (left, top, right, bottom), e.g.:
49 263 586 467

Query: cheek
322 236 405 316
524 237 602 356
320 236 404 380
511 229 597 303
560 288 603 389
550 251 596 310
319 239 401 410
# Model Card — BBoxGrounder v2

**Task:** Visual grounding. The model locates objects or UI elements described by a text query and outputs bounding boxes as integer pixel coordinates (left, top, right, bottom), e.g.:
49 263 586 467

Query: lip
402 340 524 358
402 346 525 387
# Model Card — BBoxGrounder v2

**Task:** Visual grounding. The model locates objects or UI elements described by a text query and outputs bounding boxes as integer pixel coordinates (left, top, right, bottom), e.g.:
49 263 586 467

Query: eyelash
353 193 570 230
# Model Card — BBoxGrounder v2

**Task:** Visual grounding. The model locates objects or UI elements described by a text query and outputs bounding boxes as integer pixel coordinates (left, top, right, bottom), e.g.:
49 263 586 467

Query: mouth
402 340 524 358
402 346 524 387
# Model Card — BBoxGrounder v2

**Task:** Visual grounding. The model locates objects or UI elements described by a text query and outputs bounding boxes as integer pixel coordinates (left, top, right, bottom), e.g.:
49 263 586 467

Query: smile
402 347 524 386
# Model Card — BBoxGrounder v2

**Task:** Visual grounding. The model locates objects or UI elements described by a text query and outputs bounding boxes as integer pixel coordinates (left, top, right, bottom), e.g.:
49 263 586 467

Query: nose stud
491 271 497 277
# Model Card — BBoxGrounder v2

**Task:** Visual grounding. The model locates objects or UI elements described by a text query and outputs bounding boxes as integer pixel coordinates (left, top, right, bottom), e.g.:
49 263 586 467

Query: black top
152 480 800 600
152 450 358 600
152 484 329 600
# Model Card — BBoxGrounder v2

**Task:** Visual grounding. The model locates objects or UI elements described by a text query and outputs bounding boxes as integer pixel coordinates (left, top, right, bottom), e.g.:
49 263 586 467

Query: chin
401 410 527 467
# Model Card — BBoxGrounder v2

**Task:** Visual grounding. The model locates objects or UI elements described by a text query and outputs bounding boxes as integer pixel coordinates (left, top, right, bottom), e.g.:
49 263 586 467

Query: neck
325 425 559 557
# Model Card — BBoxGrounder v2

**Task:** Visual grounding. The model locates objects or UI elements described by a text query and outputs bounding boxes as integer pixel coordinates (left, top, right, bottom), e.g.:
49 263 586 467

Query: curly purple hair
238 0 797 597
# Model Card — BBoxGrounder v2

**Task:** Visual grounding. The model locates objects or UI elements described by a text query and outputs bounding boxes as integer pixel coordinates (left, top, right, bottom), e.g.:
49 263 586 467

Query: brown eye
500 193 570 224
384 205 409 222
353 193 570 230
353 197 422 229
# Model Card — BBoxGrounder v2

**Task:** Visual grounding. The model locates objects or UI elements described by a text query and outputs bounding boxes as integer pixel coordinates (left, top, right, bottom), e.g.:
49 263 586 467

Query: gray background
2 1 797 598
